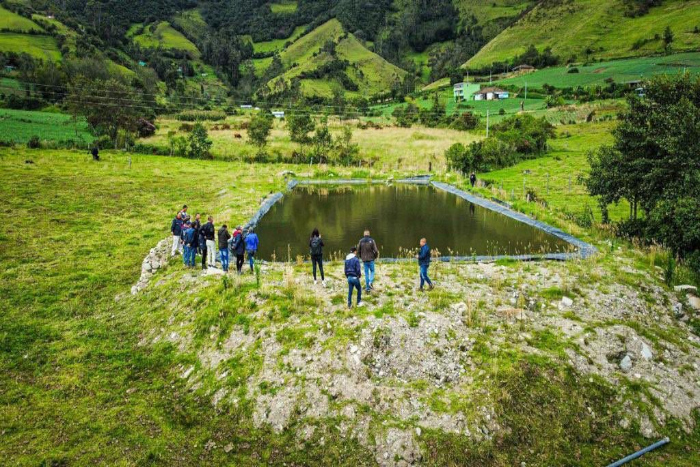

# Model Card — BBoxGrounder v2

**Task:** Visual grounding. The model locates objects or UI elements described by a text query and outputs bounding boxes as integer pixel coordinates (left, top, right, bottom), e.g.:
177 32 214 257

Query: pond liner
430 181 597 259
245 178 597 261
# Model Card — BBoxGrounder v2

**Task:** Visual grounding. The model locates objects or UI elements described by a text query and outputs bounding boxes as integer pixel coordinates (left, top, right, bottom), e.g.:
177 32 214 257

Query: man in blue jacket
245 228 259 273
182 221 197 268
344 247 364 309
416 238 434 291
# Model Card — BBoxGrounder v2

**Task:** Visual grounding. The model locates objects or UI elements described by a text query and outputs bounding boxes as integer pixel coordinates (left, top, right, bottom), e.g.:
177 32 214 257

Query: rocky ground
130 240 700 466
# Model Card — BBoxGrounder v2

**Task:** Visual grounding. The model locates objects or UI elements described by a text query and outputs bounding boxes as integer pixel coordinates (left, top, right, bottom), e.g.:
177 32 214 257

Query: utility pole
486 109 490 138
524 81 528 102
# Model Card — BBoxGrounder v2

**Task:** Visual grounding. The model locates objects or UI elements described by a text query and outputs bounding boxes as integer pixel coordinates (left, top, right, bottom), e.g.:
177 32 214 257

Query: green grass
130 21 200 57
467 0 700 69
496 52 700 89
0 108 93 144
171 8 208 42
0 6 43 32
250 25 306 54
0 32 60 61
270 1 298 14
464 121 631 222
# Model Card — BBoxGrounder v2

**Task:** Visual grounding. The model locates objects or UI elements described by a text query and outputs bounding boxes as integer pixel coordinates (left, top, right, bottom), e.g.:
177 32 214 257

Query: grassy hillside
171 9 209 43
129 21 200 57
0 6 43 32
467 0 700 69
495 51 700 89
271 19 407 97
0 32 60 60
249 25 307 54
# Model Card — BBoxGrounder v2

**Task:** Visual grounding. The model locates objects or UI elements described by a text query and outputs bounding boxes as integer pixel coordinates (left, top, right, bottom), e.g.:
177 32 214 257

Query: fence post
547 172 550 195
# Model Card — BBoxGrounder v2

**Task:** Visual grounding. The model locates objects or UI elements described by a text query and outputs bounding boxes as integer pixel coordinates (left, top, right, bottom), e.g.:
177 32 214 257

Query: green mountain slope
269 19 407 98
466 0 700 69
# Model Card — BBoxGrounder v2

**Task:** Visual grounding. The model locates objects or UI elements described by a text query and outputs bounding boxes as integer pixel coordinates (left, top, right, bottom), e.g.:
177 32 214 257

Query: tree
313 120 333 161
663 26 674 47
67 77 145 148
248 111 273 153
187 123 212 159
584 73 700 258
335 125 360 165
287 112 315 155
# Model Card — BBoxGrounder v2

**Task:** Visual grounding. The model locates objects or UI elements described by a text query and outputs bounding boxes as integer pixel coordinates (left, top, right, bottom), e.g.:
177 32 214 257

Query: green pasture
0 108 93 144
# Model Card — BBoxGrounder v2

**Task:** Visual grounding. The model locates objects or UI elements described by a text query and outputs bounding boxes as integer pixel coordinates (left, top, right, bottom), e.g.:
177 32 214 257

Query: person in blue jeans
218 224 231 272
182 221 197 268
245 228 259 273
416 238 434 291
357 230 379 292
344 247 365 308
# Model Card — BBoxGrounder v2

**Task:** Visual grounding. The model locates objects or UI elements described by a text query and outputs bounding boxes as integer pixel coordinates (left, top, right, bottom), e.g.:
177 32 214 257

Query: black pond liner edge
243 178 597 263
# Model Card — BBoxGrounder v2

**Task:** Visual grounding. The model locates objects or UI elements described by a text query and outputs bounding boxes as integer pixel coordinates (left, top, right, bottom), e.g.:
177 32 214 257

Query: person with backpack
245 228 259 273
416 237 434 291
470 172 477 188
201 216 216 268
344 247 364 309
309 228 326 286
170 213 184 256
357 229 379 293
218 224 231 272
232 226 245 274
182 221 196 268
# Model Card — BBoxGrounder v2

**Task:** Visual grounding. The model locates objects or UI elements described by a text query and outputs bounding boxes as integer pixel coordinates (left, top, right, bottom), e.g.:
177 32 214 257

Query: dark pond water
254 184 572 261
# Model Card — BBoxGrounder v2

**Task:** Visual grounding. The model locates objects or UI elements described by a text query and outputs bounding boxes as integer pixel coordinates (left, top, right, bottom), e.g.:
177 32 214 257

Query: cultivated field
0 108 93 144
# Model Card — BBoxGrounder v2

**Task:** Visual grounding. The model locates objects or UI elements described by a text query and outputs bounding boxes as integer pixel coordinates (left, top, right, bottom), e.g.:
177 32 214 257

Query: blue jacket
418 244 431 266
344 254 362 278
183 227 197 247
245 233 259 252
171 217 183 236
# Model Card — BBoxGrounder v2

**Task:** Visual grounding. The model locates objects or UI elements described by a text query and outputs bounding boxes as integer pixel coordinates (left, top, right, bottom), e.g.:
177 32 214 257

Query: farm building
272 111 285 118
473 87 509 101
453 82 480 102
512 64 535 73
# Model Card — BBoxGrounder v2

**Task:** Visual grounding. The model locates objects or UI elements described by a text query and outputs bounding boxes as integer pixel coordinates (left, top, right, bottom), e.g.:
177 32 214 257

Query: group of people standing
170 205 260 274
170 206 435 309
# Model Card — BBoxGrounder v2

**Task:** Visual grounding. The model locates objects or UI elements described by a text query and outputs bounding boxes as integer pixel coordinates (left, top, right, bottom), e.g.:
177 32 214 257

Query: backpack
310 237 323 256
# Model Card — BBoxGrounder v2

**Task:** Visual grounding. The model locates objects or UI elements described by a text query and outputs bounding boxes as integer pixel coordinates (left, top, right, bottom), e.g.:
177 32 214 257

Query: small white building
240 104 253 109
473 87 509 101
272 111 285 119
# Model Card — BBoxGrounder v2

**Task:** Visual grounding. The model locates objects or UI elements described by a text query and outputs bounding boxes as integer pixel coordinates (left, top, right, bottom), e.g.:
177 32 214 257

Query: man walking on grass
218 224 231 272
170 213 184 256
358 229 379 292
416 237 434 291
345 247 364 309
245 228 259 273
201 216 216 268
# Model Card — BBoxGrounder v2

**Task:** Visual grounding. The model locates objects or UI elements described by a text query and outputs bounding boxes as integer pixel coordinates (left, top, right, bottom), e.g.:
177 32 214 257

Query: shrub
27 135 41 149
567 67 579 74
176 110 226 122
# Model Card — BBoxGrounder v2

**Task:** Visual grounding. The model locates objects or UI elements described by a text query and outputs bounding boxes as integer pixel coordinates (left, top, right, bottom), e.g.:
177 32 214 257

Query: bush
27 135 41 149
176 110 226 122
567 67 580 74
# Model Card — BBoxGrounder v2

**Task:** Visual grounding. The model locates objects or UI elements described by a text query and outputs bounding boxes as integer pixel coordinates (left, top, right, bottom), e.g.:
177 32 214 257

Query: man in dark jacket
416 238 434 291
201 216 216 268
182 221 196 268
218 224 231 272
470 172 477 188
232 226 245 274
357 230 379 292
344 247 364 309
170 214 184 256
